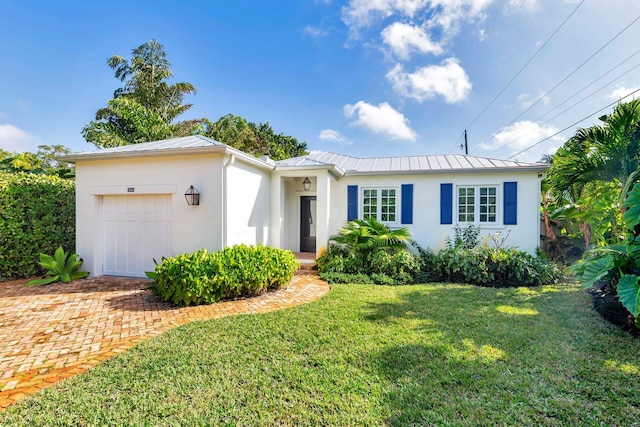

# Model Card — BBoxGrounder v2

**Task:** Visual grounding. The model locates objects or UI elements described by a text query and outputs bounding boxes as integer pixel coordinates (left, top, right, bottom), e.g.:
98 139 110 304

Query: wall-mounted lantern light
303 177 311 191
185 185 200 206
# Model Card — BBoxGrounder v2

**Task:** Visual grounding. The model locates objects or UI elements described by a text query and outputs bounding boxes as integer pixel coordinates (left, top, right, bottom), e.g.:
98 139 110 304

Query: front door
300 196 317 253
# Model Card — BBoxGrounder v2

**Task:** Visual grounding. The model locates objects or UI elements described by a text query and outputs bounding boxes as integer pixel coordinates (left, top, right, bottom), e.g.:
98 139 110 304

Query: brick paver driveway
0 270 328 409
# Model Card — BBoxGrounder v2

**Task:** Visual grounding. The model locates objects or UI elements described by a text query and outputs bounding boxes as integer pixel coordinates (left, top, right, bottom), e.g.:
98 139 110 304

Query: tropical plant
26 247 89 285
330 218 413 257
545 100 640 248
83 40 204 148
570 182 640 322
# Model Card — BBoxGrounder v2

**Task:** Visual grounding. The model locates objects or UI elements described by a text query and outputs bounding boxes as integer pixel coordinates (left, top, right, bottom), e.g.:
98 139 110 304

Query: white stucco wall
328 171 542 254
224 160 270 246
75 153 224 276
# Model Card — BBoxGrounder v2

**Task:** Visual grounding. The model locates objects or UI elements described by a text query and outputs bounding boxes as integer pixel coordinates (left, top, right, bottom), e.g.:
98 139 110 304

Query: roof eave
62 145 275 171
342 165 549 176
274 164 345 178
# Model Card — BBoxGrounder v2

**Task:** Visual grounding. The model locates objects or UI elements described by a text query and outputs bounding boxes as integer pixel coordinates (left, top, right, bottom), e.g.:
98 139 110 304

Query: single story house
64 135 548 278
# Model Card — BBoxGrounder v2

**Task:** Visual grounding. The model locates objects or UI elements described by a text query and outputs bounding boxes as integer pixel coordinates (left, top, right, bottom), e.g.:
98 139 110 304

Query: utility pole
463 130 469 155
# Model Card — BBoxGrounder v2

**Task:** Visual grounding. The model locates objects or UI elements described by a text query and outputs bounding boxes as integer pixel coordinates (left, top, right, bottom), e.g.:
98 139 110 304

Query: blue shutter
401 184 413 224
347 185 358 221
440 183 453 224
504 182 517 225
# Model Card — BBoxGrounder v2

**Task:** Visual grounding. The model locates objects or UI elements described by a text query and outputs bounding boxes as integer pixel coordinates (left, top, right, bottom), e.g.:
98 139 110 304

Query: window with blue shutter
401 184 413 224
440 183 453 224
347 185 358 221
503 181 517 225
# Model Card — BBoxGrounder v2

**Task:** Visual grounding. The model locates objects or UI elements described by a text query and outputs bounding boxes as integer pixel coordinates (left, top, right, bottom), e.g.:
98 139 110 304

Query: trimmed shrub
0 172 75 280
419 246 563 287
150 245 298 306
317 244 421 285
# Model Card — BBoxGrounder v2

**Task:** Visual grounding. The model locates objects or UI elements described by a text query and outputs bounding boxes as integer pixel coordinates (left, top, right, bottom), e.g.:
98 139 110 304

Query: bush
150 245 298 306
317 244 421 285
419 246 563 287
319 272 374 284
0 172 75 280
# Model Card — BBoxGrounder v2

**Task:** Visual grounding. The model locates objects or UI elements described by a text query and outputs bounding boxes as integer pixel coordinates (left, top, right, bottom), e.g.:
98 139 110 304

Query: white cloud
381 22 443 60
0 124 39 153
343 101 417 141
480 120 564 162
342 0 495 37
319 129 352 145
608 86 640 101
386 58 472 103
504 0 538 14
304 25 329 38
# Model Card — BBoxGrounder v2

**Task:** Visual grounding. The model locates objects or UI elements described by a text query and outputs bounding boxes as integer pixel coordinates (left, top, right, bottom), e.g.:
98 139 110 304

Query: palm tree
546 100 640 247
330 218 413 257
83 40 203 148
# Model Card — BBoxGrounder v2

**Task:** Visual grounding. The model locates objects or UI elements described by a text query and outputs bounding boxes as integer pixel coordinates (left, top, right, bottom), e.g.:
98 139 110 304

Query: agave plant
571 183 640 320
27 246 89 285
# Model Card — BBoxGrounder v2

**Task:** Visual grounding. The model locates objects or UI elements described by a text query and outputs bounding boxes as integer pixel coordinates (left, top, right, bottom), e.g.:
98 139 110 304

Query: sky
1 0 640 163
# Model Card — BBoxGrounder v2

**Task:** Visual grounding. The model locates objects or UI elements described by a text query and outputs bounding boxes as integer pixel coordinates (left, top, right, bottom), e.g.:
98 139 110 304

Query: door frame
299 195 317 253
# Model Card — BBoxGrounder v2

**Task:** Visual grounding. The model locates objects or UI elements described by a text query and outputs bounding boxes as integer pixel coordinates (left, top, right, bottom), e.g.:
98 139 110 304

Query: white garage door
102 195 172 277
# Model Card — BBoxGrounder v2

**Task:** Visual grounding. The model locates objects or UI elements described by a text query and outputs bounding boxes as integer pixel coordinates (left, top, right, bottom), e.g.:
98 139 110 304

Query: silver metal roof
276 151 547 174
66 135 224 157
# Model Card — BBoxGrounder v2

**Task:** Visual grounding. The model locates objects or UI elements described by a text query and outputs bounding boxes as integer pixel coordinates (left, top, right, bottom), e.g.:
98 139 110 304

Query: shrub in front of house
149 245 298 306
317 217 421 286
0 171 75 280
418 246 563 287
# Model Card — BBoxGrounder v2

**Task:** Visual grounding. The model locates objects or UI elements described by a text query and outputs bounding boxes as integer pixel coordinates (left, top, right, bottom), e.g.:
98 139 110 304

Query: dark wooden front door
300 196 317 253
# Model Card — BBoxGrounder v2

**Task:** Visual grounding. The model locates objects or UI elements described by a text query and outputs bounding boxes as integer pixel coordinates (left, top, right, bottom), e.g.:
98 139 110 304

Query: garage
102 194 172 277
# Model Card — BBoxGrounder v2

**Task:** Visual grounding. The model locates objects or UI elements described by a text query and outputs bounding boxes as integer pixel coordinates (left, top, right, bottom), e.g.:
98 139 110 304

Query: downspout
222 154 235 248
537 171 546 252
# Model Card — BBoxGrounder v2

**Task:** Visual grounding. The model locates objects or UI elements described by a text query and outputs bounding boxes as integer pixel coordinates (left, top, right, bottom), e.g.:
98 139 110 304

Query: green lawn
1 283 639 426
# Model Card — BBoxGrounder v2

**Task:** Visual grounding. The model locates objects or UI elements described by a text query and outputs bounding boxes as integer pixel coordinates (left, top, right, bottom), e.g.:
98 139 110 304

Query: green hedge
418 246 563 287
150 245 299 306
0 172 75 280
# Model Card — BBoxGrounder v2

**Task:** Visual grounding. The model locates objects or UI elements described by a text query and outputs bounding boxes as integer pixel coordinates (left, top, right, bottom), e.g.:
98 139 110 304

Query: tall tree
83 40 203 148
198 114 308 160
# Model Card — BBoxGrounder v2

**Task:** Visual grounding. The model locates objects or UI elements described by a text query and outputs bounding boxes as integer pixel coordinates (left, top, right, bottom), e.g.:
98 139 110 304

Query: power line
507 87 640 160
473 13 640 154
486 58 640 155
461 0 584 132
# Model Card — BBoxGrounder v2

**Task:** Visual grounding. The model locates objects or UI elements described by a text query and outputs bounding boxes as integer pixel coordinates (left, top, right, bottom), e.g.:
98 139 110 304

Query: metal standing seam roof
275 151 547 174
61 137 547 174
63 135 225 157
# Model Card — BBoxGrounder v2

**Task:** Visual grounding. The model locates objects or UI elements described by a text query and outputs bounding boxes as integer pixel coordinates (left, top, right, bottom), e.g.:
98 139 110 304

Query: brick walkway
0 270 329 410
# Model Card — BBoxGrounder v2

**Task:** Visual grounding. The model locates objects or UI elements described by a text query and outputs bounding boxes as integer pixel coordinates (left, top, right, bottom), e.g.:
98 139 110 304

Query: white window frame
361 186 400 225
456 185 499 225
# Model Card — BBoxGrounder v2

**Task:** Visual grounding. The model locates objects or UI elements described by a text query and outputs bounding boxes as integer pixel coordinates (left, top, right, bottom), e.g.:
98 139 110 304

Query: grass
1 282 639 426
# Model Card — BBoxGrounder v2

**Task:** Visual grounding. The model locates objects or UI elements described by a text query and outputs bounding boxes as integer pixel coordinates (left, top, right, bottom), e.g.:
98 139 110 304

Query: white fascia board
274 164 345 178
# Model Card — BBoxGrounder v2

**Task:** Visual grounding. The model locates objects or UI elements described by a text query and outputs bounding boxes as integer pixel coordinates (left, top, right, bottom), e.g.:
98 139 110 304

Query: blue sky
1 0 639 162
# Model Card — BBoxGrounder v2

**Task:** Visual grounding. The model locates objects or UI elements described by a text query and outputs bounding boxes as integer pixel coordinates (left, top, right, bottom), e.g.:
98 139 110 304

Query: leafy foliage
83 40 204 148
317 219 418 285
445 224 481 250
26 247 89 285
0 145 74 178
330 218 413 257
545 99 640 248
196 114 308 160
571 182 640 320
149 245 298 306
0 172 75 280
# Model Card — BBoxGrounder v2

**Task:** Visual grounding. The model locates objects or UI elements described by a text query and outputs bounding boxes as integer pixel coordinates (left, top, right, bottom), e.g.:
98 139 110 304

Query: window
457 186 497 224
362 187 397 223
